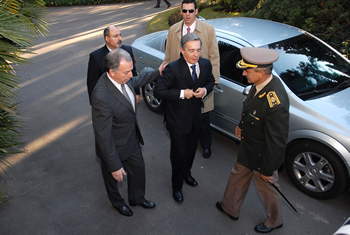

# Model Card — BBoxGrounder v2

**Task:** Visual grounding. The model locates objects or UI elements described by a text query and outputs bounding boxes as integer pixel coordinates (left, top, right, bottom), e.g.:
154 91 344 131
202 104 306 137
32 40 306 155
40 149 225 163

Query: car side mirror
243 85 252 96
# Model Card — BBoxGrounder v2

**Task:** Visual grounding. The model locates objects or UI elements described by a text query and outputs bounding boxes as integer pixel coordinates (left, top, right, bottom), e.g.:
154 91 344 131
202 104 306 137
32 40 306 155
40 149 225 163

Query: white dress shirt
182 20 197 36
180 61 207 99
107 73 135 111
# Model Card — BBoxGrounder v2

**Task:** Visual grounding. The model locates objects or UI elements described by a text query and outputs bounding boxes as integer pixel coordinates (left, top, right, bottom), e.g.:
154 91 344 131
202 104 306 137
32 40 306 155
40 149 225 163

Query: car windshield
261 33 350 100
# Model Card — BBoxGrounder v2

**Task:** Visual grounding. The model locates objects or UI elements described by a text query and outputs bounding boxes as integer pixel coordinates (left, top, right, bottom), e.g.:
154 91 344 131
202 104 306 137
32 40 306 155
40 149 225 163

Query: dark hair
181 0 197 9
181 33 202 49
104 48 132 72
103 26 118 39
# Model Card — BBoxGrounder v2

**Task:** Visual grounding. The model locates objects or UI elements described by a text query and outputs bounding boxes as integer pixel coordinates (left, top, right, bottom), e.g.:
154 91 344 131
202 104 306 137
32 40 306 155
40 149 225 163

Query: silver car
131 17 350 200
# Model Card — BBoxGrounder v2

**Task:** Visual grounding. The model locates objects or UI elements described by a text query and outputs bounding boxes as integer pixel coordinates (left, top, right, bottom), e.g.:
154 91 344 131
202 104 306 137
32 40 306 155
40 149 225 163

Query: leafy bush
303 0 350 58
240 0 349 58
0 0 49 169
43 0 146 7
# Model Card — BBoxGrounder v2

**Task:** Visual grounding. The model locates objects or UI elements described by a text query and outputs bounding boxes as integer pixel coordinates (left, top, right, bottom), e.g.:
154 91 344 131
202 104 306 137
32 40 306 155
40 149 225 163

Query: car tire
142 81 164 113
286 141 349 199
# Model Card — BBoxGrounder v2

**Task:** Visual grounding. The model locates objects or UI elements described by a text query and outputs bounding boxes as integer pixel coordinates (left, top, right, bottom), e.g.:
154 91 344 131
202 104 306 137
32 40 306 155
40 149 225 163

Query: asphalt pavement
0 1 349 234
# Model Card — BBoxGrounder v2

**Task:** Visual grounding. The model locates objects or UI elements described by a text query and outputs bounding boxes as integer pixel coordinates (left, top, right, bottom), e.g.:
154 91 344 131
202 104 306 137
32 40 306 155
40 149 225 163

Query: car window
218 40 248 86
262 33 350 100
145 33 167 53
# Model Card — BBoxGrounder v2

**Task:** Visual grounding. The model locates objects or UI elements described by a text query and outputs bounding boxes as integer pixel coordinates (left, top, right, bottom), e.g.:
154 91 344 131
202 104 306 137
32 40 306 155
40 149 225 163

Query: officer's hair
181 33 202 49
253 65 273 75
104 48 132 73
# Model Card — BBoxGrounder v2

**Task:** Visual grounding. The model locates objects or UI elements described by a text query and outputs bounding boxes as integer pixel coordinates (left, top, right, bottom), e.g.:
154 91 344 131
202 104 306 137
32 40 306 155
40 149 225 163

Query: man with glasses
87 26 140 105
165 0 220 164
154 33 215 203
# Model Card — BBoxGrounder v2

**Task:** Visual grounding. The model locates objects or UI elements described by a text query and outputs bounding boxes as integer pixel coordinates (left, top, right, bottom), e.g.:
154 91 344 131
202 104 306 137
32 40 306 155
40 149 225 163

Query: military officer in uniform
215 47 290 233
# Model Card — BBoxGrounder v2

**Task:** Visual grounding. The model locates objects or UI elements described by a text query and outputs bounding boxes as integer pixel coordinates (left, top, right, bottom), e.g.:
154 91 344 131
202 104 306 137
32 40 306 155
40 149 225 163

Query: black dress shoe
167 4 171 8
114 205 133 217
154 5 160 8
184 176 198 186
215 202 238 221
173 191 183 202
203 148 211 158
254 223 283 233
130 200 156 208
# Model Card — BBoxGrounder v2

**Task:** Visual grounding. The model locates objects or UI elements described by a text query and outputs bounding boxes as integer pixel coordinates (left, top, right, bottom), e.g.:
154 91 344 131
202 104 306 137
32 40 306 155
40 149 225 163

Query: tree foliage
0 0 49 169
218 0 349 58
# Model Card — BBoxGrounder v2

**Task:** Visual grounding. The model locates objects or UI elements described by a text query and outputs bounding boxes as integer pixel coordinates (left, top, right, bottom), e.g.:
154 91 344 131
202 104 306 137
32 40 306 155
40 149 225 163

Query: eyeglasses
182 9 195 13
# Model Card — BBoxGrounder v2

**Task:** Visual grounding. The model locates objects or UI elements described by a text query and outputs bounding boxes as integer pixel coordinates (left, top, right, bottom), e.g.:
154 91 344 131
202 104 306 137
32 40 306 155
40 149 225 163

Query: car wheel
142 81 164 113
286 141 349 199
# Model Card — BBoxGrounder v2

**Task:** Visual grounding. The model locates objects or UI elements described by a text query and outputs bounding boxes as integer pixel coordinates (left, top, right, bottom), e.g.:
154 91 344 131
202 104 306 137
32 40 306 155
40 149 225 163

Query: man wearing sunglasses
165 0 220 176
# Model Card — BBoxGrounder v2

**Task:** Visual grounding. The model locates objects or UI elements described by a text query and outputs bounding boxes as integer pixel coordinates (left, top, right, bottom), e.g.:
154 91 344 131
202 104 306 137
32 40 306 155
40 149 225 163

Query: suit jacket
87 44 137 104
91 70 159 173
154 57 215 136
164 19 220 112
238 76 290 176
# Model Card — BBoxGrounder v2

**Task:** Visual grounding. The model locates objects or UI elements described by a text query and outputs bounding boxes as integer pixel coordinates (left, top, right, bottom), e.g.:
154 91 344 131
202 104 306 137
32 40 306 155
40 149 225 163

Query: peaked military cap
236 47 279 69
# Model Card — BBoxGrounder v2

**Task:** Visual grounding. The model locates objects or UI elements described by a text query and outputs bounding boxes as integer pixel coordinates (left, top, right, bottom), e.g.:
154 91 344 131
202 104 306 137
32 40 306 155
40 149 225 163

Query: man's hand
260 174 274 184
136 95 140 103
158 61 167 75
111 168 127 182
235 126 242 139
193 87 206 98
184 89 194 99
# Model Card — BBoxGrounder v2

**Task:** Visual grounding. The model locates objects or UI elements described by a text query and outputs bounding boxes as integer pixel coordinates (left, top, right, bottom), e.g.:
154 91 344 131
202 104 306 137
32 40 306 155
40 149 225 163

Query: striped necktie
121 84 132 105
191 65 197 85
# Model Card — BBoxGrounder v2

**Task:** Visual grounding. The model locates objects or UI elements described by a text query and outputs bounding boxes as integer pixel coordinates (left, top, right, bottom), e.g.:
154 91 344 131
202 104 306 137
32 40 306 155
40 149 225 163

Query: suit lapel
104 75 135 113
179 57 195 88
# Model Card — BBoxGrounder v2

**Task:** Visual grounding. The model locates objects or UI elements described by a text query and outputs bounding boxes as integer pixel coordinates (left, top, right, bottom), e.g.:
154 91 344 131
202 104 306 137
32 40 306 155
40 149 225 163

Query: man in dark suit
87 25 140 104
91 48 165 216
154 33 215 202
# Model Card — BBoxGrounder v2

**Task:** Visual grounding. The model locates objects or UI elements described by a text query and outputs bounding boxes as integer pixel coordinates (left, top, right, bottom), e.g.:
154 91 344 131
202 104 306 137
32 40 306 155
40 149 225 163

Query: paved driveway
0 1 349 234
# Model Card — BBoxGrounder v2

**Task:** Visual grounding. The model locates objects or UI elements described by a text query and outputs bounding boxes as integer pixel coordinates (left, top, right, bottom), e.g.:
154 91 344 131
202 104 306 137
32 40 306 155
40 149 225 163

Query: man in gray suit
91 48 165 216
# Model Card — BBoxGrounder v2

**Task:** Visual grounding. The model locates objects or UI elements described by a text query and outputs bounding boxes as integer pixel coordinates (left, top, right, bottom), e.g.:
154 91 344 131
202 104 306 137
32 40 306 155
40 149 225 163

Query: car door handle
214 85 223 93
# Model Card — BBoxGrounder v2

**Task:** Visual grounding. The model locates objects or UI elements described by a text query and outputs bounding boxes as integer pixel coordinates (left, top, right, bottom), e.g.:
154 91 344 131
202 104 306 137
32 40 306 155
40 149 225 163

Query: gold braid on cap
236 59 258 69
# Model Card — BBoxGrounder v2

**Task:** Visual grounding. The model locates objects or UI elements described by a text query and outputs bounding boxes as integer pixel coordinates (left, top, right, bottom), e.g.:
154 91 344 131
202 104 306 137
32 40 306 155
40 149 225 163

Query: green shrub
0 0 49 169
243 0 349 58
44 0 147 7
303 0 350 58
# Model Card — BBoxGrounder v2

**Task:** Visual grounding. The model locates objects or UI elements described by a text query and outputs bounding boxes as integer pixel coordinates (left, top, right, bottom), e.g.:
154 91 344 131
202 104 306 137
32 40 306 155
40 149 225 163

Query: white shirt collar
255 75 273 96
186 61 200 77
107 73 135 110
106 45 113 52
182 20 197 36
107 72 121 90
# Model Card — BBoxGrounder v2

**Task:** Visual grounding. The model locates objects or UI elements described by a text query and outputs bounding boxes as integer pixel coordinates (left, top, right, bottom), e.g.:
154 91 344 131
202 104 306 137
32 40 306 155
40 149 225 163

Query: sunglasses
182 9 195 13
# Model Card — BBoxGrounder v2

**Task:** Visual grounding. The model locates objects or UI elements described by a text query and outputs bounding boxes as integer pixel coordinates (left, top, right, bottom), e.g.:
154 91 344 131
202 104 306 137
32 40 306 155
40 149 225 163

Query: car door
210 37 250 139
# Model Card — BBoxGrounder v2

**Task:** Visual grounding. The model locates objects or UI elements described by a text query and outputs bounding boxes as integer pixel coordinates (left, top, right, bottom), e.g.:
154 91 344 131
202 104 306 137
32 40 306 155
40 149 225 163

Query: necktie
246 85 256 103
191 65 197 85
121 84 132 105
187 27 191 34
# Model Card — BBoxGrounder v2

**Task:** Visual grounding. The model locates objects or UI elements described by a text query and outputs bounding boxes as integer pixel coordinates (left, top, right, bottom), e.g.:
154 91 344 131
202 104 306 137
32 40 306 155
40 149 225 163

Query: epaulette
267 91 280 108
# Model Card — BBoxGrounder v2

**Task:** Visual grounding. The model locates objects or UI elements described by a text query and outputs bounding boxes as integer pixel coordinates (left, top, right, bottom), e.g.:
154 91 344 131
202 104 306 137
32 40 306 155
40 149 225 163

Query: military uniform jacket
238 76 290 176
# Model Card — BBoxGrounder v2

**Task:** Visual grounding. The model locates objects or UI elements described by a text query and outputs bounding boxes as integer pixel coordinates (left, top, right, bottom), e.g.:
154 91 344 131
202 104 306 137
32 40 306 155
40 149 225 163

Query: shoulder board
267 91 281 108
